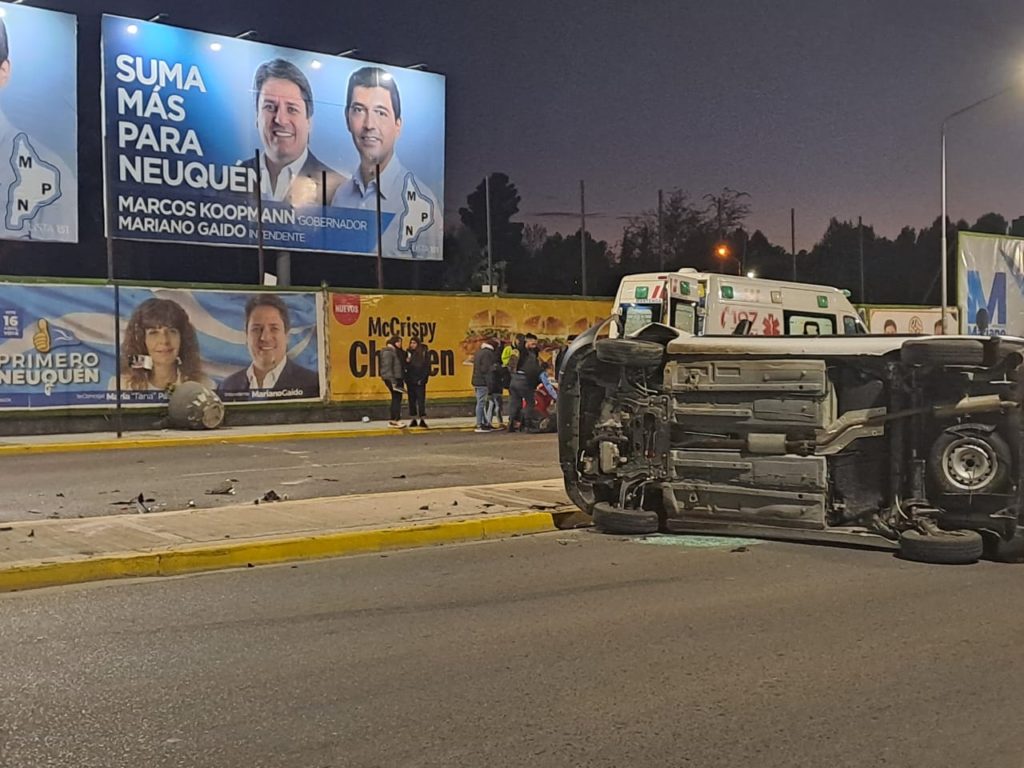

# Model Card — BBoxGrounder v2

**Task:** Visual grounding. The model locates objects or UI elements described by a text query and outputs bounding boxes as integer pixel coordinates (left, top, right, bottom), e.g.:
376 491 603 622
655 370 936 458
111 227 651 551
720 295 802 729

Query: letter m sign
967 270 1007 326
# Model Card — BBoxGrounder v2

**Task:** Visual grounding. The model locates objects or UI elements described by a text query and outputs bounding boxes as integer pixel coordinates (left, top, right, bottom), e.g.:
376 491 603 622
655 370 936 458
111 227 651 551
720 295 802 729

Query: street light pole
940 83 1016 332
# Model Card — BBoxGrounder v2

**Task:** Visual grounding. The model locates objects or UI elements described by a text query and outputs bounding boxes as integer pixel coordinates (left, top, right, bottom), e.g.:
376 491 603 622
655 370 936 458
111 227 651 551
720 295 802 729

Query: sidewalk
0 416 480 456
0 478 589 593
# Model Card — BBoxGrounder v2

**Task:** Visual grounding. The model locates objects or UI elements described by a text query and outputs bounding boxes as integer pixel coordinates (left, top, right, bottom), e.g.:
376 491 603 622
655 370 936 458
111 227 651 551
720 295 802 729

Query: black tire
592 502 659 535
594 338 664 367
900 338 984 367
898 529 984 565
927 428 1012 495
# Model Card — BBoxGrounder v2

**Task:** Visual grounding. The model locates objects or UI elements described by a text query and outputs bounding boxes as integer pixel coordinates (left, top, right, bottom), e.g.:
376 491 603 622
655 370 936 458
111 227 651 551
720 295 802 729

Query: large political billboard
958 232 1024 336
0 283 324 409
101 15 445 260
0 5 78 243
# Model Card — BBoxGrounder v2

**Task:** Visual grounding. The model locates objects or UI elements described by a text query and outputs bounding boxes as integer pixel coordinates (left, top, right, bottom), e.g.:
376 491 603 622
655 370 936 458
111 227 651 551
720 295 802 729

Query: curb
0 511 563 593
0 423 476 456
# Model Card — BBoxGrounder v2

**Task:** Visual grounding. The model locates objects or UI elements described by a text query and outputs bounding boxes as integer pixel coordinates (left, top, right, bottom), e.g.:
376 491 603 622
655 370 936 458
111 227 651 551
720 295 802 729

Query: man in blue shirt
331 66 441 260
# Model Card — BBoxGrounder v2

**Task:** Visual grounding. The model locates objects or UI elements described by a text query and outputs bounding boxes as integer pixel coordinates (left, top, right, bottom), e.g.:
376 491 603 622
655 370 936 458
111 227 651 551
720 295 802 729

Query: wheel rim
942 436 998 491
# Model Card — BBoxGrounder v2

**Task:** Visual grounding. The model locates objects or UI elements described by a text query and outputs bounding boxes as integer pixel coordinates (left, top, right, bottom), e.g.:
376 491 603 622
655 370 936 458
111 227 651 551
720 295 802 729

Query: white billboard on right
958 232 1024 336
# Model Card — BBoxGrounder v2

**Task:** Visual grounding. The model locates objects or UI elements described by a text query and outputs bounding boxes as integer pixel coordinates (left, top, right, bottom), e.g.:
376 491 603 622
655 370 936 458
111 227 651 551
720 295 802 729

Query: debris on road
392 474 407 479
254 490 286 504
27 529 34 537
187 500 196 508
418 504 430 510
134 493 152 514
205 480 236 495
0 526 12 532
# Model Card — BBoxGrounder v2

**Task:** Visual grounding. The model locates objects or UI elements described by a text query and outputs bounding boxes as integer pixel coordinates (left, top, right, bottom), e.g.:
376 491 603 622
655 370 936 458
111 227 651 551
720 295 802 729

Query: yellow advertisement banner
327 292 610 401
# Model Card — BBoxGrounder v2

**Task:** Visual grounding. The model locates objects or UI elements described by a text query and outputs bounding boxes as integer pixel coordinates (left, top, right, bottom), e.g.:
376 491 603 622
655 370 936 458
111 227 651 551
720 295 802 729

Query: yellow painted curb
0 424 475 456
0 511 559 593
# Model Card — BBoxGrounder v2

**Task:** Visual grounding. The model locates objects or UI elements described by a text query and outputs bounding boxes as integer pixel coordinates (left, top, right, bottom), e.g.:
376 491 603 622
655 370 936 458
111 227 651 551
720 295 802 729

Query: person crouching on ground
404 335 431 428
472 336 498 433
379 335 406 427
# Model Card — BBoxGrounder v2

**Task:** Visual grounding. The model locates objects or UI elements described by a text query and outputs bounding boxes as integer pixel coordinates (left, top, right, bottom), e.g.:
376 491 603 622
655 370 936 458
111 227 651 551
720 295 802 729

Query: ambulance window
784 311 836 336
671 301 696 334
843 315 865 335
621 304 659 336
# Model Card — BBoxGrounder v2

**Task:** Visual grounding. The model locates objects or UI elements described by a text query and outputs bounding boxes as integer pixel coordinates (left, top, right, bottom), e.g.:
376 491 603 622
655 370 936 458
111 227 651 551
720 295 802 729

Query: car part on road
592 502 659 535
168 382 225 430
898 529 984 565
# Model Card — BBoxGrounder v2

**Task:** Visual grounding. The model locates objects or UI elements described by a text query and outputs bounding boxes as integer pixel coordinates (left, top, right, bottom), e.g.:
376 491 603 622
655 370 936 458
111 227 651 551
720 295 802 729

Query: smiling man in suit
245 58 344 207
219 294 319 400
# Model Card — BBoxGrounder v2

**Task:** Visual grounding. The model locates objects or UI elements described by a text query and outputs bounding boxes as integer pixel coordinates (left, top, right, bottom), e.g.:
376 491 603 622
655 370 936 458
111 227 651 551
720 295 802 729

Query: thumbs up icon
32 318 51 353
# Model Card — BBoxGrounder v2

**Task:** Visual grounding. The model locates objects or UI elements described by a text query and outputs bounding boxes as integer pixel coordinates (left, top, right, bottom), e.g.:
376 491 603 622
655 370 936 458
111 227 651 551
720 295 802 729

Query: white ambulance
611 268 868 338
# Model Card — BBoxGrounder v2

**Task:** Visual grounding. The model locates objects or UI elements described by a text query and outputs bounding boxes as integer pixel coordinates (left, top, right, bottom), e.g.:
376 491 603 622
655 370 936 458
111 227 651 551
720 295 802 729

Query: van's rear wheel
901 338 984 366
928 428 1011 495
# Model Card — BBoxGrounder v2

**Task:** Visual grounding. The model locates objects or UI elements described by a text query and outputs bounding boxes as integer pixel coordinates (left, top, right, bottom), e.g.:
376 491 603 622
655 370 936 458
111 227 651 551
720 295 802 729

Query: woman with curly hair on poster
111 298 209 392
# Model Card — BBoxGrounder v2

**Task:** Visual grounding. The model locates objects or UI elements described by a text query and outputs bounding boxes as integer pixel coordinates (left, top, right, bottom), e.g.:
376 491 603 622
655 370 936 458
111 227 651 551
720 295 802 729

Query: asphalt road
0 431 558 522
3 531 1024 768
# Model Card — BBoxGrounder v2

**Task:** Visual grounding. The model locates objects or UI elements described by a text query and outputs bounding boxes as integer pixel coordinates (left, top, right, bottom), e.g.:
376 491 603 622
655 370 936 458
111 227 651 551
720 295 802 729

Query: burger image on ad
459 309 515 363
522 315 568 364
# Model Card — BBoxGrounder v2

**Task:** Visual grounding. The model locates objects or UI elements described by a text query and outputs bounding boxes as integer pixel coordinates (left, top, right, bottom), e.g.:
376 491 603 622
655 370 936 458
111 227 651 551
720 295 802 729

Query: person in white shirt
242 59 344 207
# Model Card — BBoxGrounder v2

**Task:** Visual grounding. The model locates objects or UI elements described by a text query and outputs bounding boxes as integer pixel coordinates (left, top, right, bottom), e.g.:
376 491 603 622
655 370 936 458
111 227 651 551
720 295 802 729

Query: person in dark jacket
378 335 405 427
471 337 498 433
404 335 431 428
508 333 541 432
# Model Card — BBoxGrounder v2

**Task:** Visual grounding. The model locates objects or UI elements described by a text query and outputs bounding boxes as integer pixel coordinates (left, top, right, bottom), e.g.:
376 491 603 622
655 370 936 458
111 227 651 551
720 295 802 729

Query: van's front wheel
594 338 664 367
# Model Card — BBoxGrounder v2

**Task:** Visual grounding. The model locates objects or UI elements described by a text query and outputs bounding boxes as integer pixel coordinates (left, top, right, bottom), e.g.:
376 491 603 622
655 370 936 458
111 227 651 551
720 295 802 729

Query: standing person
508 333 541 432
378 335 406 427
404 335 431 428
472 337 498 433
331 66 441 259
486 349 506 428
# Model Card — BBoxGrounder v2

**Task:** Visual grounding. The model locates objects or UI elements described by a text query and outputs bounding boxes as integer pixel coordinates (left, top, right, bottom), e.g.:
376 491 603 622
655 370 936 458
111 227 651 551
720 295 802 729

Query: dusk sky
60 0 1024 251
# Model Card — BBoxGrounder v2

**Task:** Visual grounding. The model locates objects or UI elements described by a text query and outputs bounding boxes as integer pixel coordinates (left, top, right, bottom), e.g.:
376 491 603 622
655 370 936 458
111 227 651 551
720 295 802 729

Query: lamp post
940 83 1016 332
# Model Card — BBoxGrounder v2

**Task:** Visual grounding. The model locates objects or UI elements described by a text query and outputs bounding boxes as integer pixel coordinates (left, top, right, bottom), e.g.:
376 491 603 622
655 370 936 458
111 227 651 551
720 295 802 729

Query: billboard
101 15 444 260
326 292 610 402
0 283 324 409
865 306 958 335
0 5 78 243
958 232 1024 336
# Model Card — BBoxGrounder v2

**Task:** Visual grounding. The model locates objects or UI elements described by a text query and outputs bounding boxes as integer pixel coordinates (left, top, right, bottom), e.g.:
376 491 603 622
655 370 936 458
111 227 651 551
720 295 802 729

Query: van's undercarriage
558 326 1024 564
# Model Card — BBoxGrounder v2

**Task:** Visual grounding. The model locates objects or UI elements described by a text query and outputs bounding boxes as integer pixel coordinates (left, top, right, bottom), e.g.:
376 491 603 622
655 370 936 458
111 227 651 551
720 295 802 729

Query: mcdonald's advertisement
101 15 445 259
327 293 610 401
0 282 323 409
